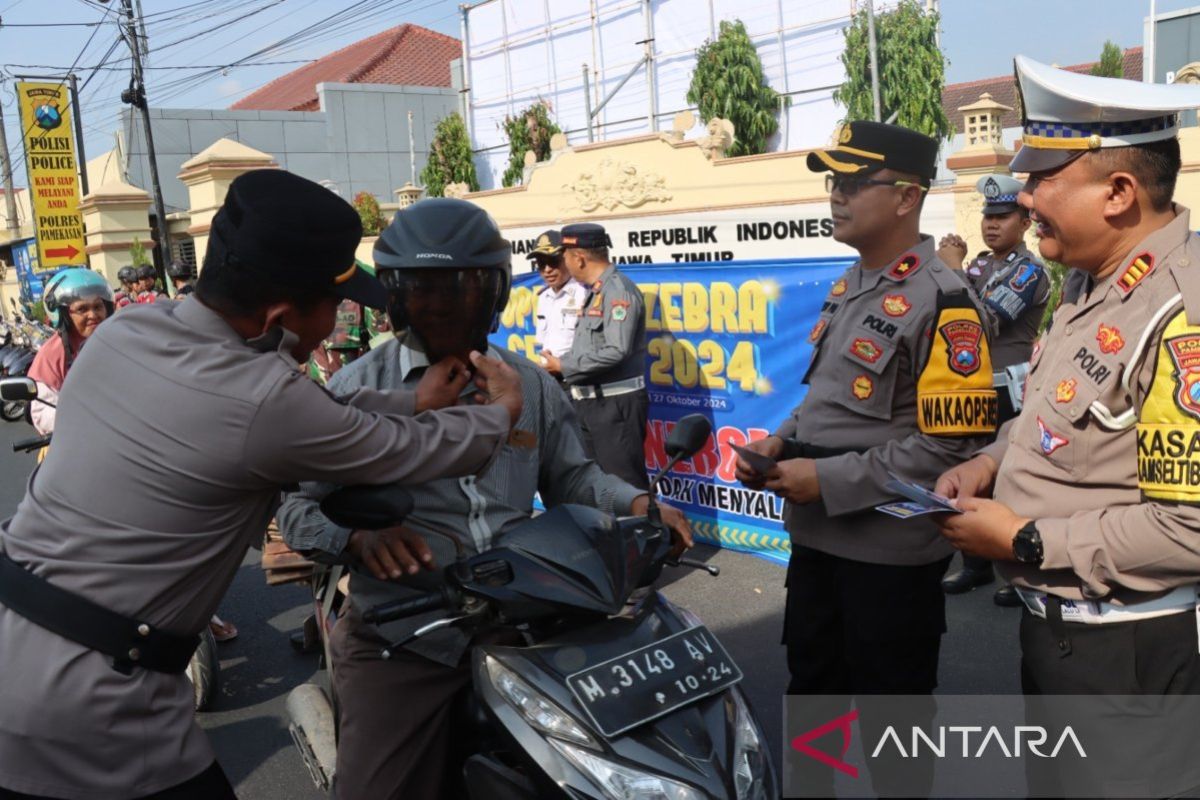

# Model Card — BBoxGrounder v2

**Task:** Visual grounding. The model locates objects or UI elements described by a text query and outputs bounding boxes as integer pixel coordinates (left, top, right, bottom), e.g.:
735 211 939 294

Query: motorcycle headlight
731 690 768 800
549 738 705 800
485 656 597 748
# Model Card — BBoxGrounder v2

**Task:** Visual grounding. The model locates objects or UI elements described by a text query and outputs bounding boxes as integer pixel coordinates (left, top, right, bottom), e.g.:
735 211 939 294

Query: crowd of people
0 54 1199 800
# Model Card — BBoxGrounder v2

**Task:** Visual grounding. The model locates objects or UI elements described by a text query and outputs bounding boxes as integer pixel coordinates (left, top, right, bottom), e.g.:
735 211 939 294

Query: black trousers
1021 605 1200 797
0 761 236 800
785 546 951 798
572 388 649 490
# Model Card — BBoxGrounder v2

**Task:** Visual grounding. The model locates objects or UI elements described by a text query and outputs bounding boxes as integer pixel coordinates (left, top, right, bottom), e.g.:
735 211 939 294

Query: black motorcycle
287 414 777 799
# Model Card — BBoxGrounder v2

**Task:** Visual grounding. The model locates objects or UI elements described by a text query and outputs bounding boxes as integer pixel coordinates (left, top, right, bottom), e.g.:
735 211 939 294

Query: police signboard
15 81 86 271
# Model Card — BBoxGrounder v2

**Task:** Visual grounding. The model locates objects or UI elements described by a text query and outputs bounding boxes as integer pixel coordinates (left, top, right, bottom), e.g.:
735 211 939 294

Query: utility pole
0 99 22 244
866 0 882 122
119 0 172 289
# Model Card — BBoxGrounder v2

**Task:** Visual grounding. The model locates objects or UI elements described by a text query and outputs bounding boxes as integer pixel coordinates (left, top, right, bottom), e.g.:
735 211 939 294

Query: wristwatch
1012 521 1043 565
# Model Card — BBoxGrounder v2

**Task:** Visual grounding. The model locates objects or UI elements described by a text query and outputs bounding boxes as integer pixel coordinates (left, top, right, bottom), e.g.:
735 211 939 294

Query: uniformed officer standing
540 223 649 489
735 121 998 797
937 173 1049 604
937 59 1200 795
0 169 524 800
528 229 586 366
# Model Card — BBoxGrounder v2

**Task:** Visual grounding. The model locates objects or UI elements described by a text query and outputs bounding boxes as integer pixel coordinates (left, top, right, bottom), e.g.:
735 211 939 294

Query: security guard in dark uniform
735 121 998 797
540 223 649 489
938 173 1049 604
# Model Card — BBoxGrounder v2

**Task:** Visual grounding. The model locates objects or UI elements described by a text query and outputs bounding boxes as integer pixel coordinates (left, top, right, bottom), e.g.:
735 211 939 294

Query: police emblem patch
1096 323 1125 355
983 177 1000 199
1036 416 1069 455
1166 333 1200 421
850 337 883 363
1008 261 1040 291
1056 378 1077 404
808 319 827 343
838 124 853 145
611 300 630 322
938 319 984 377
831 278 848 297
852 374 874 400
882 294 911 317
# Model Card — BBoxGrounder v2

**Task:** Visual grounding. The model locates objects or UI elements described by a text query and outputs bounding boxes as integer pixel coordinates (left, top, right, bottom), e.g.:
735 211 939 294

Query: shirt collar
395 331 502 384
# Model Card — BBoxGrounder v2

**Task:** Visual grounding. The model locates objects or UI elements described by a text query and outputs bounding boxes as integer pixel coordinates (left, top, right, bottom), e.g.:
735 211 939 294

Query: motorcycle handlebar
362 590 448 625
13 434 50 453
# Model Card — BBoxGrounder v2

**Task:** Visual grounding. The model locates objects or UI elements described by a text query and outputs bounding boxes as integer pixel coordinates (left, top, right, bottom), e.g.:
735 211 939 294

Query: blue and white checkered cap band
988 193 1018 204
1025 114 1176 139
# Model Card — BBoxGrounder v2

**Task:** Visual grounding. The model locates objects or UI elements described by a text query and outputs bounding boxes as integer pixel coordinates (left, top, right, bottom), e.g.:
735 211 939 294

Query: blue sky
0 0 1194 188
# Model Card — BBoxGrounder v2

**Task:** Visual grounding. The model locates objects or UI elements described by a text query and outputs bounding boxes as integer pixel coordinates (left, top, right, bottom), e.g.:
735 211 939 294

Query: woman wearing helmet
115 266 138 309
27 268 114 434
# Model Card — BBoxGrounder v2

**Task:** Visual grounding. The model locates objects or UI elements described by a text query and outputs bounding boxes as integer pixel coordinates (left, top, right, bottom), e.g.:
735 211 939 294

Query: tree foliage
129 236 151 268
1040 260 1069 333
686 19 784 157
501 102 561 188
353 191 385 236
421 112 478 198
833 0 952 141
1090 41 1124 78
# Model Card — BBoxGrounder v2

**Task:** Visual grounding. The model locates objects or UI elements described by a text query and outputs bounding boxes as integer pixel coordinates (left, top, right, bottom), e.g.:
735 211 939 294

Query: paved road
0 422 1020 799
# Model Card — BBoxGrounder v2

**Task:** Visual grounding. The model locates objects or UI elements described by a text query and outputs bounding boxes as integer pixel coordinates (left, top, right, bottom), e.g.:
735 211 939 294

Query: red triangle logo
790 708 860 778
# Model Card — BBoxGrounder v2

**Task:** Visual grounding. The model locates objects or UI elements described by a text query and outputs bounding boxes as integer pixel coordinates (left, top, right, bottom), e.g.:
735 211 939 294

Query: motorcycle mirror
665 414 712 460
320 483 415 531
0 377 37 402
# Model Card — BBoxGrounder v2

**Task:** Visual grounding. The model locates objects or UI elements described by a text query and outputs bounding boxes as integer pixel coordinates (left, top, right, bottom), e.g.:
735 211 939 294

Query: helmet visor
379 268 505 357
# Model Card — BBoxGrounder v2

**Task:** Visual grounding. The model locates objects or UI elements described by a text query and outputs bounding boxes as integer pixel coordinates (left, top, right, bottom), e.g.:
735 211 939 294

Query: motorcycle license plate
566 625 742 738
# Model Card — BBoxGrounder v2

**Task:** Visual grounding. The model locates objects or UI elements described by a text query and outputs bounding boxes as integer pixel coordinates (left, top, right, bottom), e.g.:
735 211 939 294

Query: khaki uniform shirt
0 299 510 799
560 265 646 385
964 242 1051 369
776 236 997 566
986 208 1200 602
278 335 644 666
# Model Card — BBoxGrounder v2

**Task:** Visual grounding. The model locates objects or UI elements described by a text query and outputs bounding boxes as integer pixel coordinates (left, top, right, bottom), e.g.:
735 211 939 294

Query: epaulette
1171 259 1200 326
885 252 923 281
1116 252 1155 297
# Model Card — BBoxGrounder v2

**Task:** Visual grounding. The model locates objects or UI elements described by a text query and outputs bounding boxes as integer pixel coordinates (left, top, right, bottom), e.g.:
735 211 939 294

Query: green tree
421 112 479 198
129 236 151 267
501 101 561 188
686 19 786 157
352 191 385 236
833 0 952 141
1040 260 1069 333
1090 40 1124 78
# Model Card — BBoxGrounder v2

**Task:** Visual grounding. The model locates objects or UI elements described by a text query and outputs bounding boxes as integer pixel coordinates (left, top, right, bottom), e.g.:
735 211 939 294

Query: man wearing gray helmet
278 198 692 800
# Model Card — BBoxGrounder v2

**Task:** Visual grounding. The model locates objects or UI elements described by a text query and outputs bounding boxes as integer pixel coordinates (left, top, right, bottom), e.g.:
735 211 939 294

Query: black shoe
993 584 1022 607
941 567 994 594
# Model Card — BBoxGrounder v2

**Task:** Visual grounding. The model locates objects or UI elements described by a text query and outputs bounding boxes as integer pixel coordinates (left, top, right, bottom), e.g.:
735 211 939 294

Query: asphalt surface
0 421 1021 799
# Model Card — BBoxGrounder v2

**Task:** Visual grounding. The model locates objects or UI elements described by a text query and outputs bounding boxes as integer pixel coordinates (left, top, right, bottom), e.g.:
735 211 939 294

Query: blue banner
490 257 854 564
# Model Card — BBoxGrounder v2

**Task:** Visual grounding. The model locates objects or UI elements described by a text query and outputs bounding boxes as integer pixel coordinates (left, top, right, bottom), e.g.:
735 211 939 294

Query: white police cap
1011 55 1200 173
976 174 1023 213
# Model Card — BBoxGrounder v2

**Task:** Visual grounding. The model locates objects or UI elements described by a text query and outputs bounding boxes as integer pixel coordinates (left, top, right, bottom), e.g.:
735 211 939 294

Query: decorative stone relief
563 157 671 213
443 182 470 199
697 117 735 160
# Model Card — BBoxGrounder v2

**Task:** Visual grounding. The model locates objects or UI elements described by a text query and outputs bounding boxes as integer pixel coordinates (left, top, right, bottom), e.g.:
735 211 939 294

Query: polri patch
831 278 848 297
1037 416 1069 456
882 294 912 317
1166 333 1200 421
850 337 883 363
939 319 984 377
808 319 827 343
1096 323 1125 355
852 374 874 400
1056 379 1077 404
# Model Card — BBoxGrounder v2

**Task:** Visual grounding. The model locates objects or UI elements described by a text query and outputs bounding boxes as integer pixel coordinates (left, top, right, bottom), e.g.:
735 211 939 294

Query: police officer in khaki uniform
736 121 998 797
938 173 1049 604
0 170 524 800
937 59 1200 795
541 223 649 489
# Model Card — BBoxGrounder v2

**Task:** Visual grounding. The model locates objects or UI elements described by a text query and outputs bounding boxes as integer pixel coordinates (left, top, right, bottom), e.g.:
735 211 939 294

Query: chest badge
831 278 848 297
882 294 912 317
852 374 874 400
1166 334 1200 421
808 319 827 343
850 337 883 363
1055 378 1077 404
939 319 984 377
1096 323 1125 355
1036 416 1070 456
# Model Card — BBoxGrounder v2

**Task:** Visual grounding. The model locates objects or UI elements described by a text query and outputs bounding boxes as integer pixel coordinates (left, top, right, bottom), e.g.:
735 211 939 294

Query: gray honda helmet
373 198 511 353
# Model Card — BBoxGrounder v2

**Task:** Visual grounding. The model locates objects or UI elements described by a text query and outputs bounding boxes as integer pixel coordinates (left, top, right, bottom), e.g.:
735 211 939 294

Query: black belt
780 440 868 460
0 551 199 675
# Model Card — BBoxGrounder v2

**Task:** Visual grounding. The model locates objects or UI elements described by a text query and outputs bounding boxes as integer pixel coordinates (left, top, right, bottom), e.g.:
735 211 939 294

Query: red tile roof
232 24 461 112
942 47 1144 133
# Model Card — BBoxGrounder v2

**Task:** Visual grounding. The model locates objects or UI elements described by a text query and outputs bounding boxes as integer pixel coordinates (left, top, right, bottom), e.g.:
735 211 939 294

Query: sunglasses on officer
534 256 563 271
825 173 929 197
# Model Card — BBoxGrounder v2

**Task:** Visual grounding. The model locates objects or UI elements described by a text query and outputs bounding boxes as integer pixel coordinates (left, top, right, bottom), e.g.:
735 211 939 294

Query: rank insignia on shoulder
882 294 912 317
939 319 984 377
1056 378 1077 403
1096 323 1125 355
852 374 874 400
1117 252 1154 296
831 278 848 297
808 319 827 343
887 253 921 280
1037 416 1070 455
850 337 883 363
